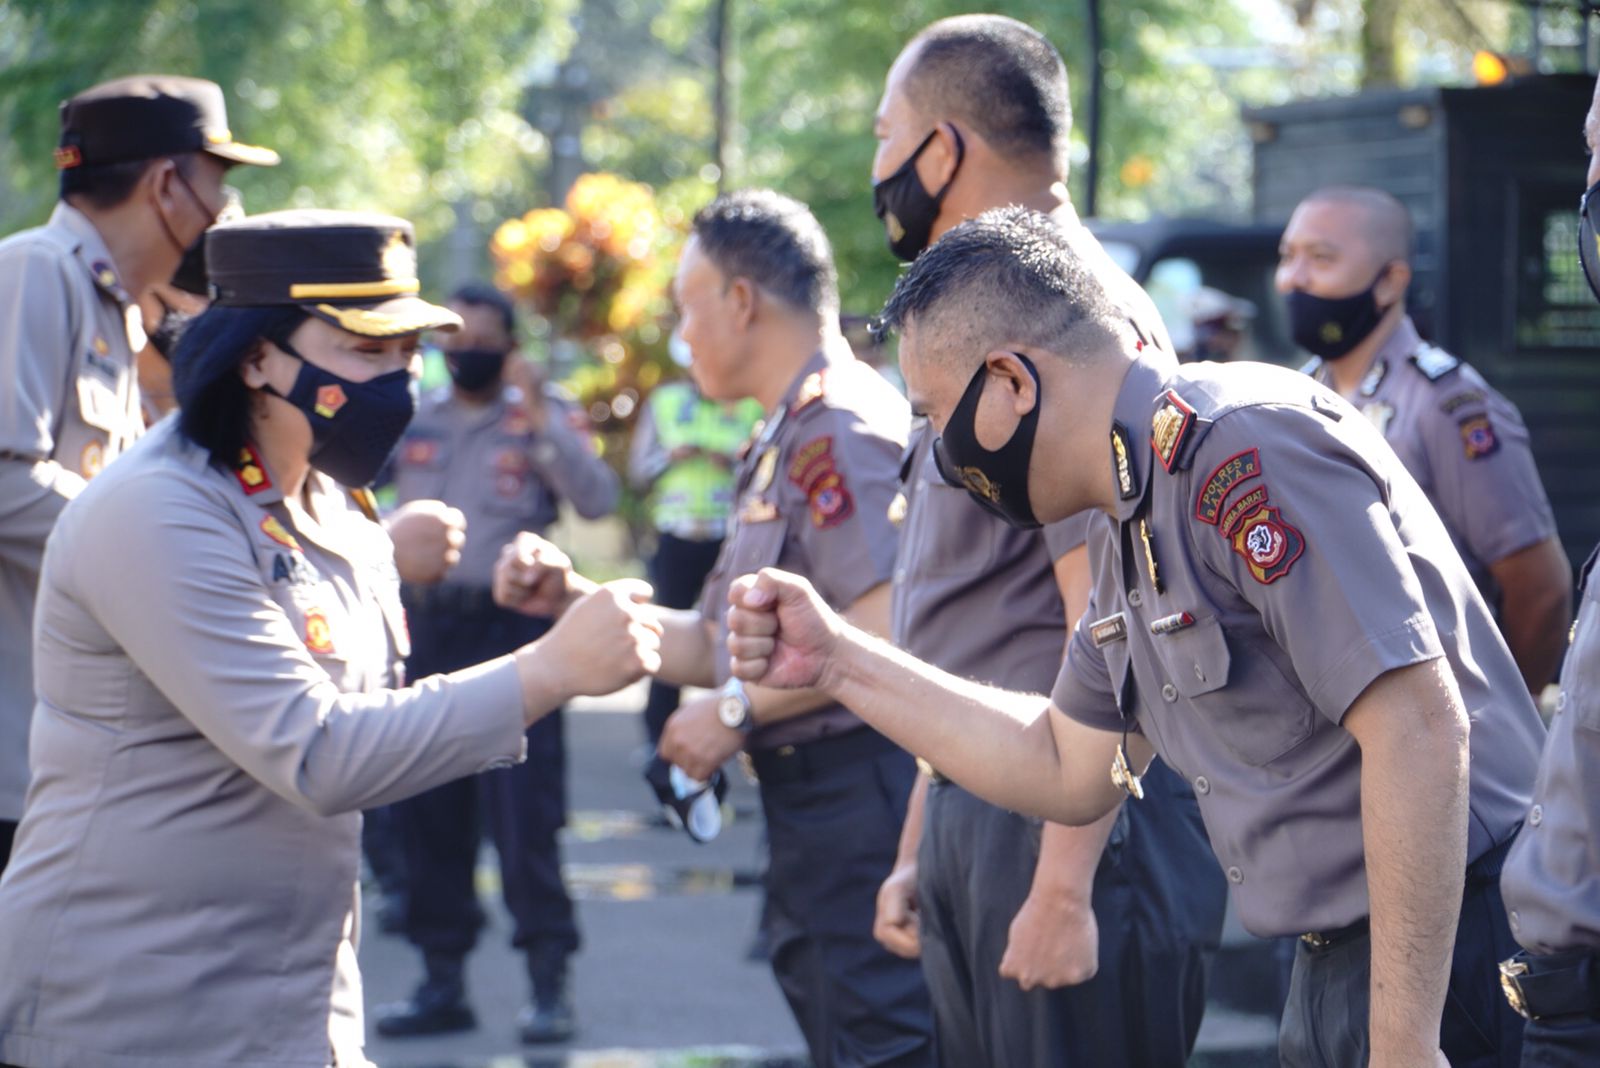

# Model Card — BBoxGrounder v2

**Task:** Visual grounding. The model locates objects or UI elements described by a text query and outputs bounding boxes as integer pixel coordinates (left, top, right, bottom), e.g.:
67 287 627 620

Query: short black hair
1301 185 1415 263
691 189 839 317
878 206 1119 365
450 281 517 337
60 152 197 211
172 304 309 468
905 16 1071 176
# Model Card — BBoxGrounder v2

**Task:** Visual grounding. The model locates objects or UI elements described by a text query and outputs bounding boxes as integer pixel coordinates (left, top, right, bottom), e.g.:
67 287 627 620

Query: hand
874 862 921 959
1368 1044 1451 1068
493 531 594 617
386 500 466 585
998 892 1098 990
535 579 663 699
725 569 845 691
502 356 550 433
668 444 701 463
658 693 745 782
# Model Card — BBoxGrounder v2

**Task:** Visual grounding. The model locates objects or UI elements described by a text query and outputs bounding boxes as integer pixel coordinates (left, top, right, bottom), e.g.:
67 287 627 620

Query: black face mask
170 235 210 296
264 334 417 488
446 347 509 392
146 300 192 360
1285 264 1393 361
932 352 1042 529
873 126 965 262
1579 179 1600 304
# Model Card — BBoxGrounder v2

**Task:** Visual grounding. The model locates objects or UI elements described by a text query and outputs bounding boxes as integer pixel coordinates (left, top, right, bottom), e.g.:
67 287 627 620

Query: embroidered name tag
1089 612 1128 647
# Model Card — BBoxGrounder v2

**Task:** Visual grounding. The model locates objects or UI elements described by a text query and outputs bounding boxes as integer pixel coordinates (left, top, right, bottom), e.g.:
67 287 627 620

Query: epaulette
1151 389 1213 473
789 371 827 417
350 487 380 522
1409 345 1460 382
1297 355 1324 378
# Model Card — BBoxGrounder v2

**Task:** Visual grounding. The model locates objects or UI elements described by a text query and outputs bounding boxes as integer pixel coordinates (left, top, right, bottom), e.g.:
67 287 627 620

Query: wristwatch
717 678 755 733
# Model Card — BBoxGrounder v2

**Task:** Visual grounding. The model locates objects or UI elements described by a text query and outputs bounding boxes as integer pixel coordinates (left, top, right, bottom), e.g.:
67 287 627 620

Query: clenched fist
539 579 663 699
386 500 466 585
494 531 595 618
725 569 845 690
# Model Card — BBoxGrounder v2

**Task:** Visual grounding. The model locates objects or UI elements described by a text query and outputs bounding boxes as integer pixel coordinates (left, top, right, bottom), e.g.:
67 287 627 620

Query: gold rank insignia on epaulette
1150 390 1197 473
350 487 380 522
791 372 826 413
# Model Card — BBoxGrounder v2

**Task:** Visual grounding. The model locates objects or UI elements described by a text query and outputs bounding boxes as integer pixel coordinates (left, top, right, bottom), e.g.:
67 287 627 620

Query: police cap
56 75 279 171
206 210 463 337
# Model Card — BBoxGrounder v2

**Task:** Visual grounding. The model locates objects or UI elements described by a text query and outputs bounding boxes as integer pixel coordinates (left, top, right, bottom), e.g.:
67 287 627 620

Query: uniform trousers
754 728 935 1068
1280 833 1525 1068
1520 1011 1600 1066
642 531 724 743
917 757 1223 1068
392 593 578 982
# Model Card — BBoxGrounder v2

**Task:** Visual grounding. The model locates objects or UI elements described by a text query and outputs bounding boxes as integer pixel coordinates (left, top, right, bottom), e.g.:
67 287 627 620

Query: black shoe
517 991 575 1044
374 973 476 1037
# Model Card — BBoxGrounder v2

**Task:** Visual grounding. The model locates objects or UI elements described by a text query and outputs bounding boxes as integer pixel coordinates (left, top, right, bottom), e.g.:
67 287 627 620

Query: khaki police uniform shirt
391 383 618 589
699 347 908 750
1304 316 1557 604
1501 544 1600 954
0 418 528 1068
1049 353 1545 937
0 203 145 820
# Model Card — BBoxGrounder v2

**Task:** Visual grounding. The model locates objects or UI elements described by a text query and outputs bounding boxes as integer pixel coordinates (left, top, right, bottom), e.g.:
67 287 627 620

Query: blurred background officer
1179 286 1256 364
0 74 276 873
1493 72 1600 1066
1280 186 1571 693
867 15 1224 1066
497 189 934 1067
375 282 618 1043
0 209 660 1068
627 369 761 748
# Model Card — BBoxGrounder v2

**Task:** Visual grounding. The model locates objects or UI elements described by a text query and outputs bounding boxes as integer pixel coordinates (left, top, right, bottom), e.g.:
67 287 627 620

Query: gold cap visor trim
304 297 463 338
203 140 281 167
289 278 420 300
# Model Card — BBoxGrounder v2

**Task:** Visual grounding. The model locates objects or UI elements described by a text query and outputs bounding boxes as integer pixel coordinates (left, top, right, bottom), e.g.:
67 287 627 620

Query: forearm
1028 806 1120 905
650 608 718 688
748 681 835 725
896 772 930 865
1500 580 1571 694
823 626 1120 826
1354 668 1471 1059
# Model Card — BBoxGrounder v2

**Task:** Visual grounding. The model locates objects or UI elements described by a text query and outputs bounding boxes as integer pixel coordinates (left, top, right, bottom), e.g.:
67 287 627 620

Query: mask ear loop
929 124 966 202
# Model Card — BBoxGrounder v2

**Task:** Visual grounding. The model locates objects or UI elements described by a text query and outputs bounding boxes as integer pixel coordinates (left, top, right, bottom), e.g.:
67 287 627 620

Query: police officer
376 282 618 1042
867 16 1224 1066
725 206 1548 1068
1281 186 1571 693
0 210 660 1068
1493 74 1600 1065
0 75 276 869
627 373 762 746
497 189 934 1067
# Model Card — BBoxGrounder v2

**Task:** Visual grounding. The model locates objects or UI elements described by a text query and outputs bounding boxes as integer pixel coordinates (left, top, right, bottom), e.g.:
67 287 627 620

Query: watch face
717 694 745 729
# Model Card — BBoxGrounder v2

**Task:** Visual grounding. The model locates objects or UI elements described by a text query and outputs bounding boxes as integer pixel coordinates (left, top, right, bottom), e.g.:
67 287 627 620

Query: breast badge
260 515 302 552
887 492 908 526
752 446 779 494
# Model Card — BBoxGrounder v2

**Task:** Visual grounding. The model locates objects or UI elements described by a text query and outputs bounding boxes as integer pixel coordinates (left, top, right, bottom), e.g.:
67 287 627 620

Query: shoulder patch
1219 484 1270 539
1150 390 1197 473
1459 415 1500 460
1195 448 1261 525
807 470 854 529
1409 346 1460 382
1229 502 1305 584
1440 389 1486 416
788 436 836 492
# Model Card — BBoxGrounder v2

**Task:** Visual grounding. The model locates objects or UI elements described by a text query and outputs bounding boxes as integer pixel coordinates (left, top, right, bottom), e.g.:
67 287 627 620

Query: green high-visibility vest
647 382 762 533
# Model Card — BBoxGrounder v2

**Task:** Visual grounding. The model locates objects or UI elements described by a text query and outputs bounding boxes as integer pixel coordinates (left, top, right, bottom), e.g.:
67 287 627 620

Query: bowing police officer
724 206 1548 1068
0 74 277 869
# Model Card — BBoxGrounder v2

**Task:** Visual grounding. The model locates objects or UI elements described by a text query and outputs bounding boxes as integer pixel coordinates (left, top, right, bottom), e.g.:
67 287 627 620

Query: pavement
358 683 1281 1067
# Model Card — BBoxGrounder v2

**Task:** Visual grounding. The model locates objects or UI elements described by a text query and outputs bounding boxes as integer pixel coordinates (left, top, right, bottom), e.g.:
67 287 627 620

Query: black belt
403 584 501 617
749 728 899 785
1500 948 1600 1021
1300 916 1370 952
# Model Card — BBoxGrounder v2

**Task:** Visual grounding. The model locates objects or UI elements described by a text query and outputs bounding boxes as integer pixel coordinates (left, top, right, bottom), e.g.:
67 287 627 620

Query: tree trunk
1360 0 1402 88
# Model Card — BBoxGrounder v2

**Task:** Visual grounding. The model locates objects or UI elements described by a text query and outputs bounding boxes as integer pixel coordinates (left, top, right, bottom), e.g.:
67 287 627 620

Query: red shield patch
808 470 854 529
1459 416 1499 460
1229 504 1304 584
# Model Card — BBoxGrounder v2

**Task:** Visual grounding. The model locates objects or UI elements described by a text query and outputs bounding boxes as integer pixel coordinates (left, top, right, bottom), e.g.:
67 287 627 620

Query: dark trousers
642 532 724 744
757 732 935 1068
1280 835 1525 1068
917 756 1223 1068
1520 1012 1600 1066
391 595 578 980
0 820 14 879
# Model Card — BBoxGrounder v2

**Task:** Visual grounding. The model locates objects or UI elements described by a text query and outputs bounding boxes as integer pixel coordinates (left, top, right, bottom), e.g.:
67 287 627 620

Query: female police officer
0 210 661 1068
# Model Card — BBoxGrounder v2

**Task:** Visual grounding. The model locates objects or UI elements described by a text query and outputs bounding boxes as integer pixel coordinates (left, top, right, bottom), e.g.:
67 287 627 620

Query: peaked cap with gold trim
206 210 462 337
57 75 279 170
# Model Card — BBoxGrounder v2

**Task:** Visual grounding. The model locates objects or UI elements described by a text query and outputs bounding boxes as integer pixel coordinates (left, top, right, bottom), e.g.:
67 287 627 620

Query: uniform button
1194 775 1211 795
1529 804 1543 827
1128 589 1144 607
1161 683 1178 702
1557 692 1568 712
1227 866 1243 884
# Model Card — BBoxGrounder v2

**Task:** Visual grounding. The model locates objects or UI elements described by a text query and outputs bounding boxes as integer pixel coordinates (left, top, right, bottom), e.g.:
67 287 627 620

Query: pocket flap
1157 615 1231 698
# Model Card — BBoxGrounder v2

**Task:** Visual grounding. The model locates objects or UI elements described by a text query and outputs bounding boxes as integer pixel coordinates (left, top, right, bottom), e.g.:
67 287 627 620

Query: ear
985 349 1037 417
237 340 273 389
143 157 180 206
1376 260 1411 307
918 122 963 192
726 276 757 331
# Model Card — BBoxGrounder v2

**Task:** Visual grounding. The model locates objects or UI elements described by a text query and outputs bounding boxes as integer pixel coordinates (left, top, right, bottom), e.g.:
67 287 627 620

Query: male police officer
1493 74 1600 1066
1281 186 1570 692
376 282 618 1042
867 16 1223 1066
497 189 933 1067
724 207 1548 1068
0 75 276 869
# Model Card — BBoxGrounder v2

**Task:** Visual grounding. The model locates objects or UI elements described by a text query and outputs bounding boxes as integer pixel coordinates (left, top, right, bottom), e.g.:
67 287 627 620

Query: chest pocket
1149 615 1316 768
725 506 788 576
75 373 122 434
